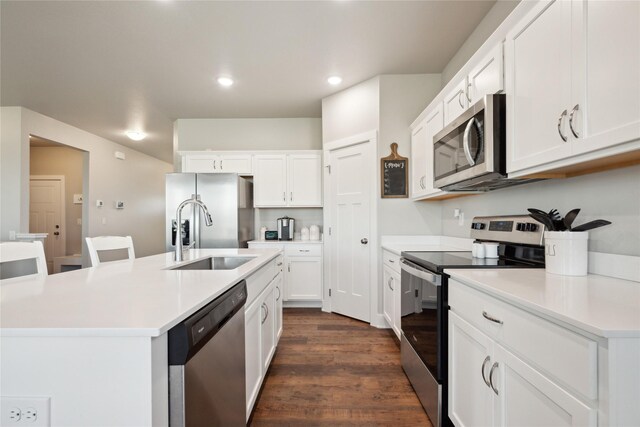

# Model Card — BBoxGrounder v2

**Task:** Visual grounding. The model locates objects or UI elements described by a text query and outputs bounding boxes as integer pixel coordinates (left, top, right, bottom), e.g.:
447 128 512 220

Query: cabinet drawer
382 250 400 273
449 280 598 399
184 156 217 173
248 242 285 251
245 258 276 306
284 244 322 257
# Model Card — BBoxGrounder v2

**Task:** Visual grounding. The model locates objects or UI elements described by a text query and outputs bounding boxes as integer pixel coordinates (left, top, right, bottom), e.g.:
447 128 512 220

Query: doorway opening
29 135 88 274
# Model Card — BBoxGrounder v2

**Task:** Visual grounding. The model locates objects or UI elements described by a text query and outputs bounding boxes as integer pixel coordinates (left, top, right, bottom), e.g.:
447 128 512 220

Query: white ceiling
1 1 495 162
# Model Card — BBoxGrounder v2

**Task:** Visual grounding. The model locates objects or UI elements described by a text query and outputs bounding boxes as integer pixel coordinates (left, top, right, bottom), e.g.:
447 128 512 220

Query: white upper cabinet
183 153 252 174
444 43 505 127
505 0 573 173
287 154 322 206
571 0 640 156
467 44 504 105
506 0 640 175
254 153 322 208
254 155 288 207
411 102 452 200
443 78 469 126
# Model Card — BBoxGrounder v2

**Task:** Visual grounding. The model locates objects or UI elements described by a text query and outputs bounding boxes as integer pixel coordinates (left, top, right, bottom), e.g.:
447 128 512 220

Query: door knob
361 238 368 244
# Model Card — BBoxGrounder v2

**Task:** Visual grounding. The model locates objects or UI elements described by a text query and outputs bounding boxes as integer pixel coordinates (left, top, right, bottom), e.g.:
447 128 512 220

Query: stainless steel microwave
433 94 537 191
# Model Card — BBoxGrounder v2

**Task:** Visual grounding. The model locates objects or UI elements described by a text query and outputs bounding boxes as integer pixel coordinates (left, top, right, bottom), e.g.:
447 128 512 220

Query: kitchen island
0 248 281 426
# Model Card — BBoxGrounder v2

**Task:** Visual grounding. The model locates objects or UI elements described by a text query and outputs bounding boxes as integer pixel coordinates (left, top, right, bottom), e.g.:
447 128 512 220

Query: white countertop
381 235 473 255
0 248 280 338
446 269 640 338
248 239 323 244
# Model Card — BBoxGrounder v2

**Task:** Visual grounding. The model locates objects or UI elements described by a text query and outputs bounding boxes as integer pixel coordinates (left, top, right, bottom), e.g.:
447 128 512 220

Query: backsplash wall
255 208 323 240
440 165 640 256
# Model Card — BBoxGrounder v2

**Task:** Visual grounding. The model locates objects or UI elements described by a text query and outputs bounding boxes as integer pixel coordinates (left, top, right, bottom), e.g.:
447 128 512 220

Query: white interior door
29 177 65 273
329 141 372 322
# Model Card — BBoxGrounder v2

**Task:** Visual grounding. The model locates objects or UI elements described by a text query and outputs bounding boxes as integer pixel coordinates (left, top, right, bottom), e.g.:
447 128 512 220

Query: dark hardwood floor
249 308 432 426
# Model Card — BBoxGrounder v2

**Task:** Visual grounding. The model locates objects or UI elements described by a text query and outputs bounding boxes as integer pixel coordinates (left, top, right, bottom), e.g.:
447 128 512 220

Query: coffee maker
277 216 295 241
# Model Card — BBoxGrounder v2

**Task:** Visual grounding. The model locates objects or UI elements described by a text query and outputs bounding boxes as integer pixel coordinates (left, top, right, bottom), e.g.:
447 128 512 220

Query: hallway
250 308 432 426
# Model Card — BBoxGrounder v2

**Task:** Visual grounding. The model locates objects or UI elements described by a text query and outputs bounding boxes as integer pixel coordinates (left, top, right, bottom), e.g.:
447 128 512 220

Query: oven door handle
400 260 441 286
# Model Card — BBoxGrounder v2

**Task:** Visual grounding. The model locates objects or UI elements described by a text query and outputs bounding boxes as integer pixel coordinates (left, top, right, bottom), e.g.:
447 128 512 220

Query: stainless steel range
400 215 546 427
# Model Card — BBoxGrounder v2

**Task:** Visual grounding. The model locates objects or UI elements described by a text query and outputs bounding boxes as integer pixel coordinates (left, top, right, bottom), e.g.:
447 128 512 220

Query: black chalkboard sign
381 143 408 198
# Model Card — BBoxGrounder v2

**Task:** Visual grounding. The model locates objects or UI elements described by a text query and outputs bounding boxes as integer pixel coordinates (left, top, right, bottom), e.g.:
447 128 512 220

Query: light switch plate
96 200 104 207
73 194 83 204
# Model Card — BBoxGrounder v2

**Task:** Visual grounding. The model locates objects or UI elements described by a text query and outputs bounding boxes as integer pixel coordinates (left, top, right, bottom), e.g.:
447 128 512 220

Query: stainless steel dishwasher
168 280 247 427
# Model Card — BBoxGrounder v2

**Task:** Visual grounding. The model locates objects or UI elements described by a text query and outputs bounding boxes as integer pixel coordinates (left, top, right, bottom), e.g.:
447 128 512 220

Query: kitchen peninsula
0 248 281 426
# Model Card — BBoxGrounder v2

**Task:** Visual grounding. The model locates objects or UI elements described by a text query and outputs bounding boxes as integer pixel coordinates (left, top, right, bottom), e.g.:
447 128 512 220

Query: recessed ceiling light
126 131 146 141
327 76 342 85
217 77 234 87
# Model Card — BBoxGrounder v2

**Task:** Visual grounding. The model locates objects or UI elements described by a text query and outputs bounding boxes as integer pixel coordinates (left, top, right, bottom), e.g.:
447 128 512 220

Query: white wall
174 118 322 169
378 75 443 236
0 107 173 259
441 165 640 256
321 77 380 144
441 0 520 85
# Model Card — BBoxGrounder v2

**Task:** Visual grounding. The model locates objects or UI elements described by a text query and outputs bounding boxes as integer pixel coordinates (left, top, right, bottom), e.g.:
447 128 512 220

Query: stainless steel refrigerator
165 173 254 251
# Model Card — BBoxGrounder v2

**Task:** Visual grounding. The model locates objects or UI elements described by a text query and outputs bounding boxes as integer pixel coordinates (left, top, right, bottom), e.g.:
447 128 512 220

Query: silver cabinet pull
557 110 568 142
361 238 368 244
288 263 291 273
299 249 310 253
489 362 499 395
277 261 283 266
466 82 472 103
482 311 503 324
290 192 293 201
261 303 267 324
388 277 394 291
276 286 281 301
388 259 395 263
283 192 286 202
213 160 217 170
569 104 580 138
458 91 465 108
481 356 491 387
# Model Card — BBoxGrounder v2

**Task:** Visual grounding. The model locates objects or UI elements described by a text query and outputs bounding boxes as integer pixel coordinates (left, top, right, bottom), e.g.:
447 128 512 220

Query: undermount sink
172 256 253 271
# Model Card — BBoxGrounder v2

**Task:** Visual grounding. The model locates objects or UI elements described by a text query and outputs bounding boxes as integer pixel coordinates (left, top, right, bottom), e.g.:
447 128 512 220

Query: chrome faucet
175 196 213 262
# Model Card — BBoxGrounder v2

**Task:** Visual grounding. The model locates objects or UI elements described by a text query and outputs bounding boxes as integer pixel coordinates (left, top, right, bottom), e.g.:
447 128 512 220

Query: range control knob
471 222 486 230
516 222 526 231
525 223 538 232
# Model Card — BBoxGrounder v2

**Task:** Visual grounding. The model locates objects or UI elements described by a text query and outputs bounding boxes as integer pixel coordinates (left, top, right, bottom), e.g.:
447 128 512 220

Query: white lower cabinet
382 250 401 338
244 260 282 420
448 279 600 427
449 312 595 427
249 242 323 304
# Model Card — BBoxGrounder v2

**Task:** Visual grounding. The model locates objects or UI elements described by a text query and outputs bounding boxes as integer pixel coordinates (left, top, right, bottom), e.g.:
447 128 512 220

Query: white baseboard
283 301 323 308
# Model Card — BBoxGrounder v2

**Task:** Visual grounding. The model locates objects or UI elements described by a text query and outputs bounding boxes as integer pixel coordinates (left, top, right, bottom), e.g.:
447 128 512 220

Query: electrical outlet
1 397 50 426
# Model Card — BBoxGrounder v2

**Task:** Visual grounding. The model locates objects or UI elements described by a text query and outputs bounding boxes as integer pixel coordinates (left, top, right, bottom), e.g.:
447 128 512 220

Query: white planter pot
544 231 589 276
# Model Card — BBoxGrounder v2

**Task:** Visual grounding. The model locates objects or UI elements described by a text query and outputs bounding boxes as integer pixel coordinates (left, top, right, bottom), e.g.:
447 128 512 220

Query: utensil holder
544 231 589 276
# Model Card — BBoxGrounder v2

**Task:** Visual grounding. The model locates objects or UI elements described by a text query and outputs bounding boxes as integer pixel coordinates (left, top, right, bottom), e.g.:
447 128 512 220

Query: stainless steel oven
433 94 536 192
400 259 447 427
399 215 547 427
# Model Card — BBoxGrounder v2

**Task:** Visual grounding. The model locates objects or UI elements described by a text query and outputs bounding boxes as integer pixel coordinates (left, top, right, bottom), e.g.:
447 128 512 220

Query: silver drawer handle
489 362 499 395
569 104 580 138
277 262 283 266
481 356 491 387
276 286 281 301
388 277 394 291
388 259 395 263
299 249 310 253
557 110 568 142
261 303 267 324
482 311 503 324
